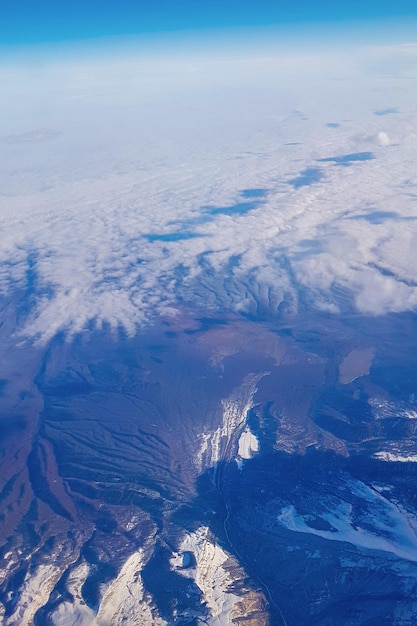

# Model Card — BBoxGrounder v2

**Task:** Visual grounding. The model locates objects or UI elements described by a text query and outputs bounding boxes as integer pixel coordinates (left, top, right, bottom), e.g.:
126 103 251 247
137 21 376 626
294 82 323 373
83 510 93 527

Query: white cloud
1 43 417 342
376 131 390 146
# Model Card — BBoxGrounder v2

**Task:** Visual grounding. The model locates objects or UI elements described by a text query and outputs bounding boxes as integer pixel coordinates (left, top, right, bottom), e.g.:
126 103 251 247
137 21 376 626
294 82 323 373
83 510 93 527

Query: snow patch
7 564 62 626
375 452 417 462
198 373 266 472
277 492 417 563
237 427 259 467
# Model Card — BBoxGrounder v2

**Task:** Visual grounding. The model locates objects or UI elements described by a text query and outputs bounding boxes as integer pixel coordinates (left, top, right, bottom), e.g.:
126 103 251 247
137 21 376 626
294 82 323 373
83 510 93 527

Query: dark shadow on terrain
142 540 208 623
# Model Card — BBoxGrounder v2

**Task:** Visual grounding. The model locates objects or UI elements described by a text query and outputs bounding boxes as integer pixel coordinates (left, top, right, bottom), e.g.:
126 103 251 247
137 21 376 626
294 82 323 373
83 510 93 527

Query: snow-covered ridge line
171 525 269 625
49 538 163 626
197 372 267 473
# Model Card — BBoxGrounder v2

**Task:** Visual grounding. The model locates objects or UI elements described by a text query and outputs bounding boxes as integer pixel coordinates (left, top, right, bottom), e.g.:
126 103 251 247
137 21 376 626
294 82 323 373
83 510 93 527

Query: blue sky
2 0 417 45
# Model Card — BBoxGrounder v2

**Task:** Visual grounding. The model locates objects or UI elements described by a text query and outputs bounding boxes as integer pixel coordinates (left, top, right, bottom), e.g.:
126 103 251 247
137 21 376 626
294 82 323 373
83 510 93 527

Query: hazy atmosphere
2 2 417 625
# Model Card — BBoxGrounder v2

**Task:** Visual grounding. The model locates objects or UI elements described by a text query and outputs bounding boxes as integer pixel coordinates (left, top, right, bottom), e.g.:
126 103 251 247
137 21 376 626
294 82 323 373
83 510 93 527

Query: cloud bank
1 42 417 342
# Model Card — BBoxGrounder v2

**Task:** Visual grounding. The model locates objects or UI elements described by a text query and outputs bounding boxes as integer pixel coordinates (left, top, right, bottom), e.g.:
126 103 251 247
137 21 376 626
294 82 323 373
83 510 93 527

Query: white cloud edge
1 44 417 342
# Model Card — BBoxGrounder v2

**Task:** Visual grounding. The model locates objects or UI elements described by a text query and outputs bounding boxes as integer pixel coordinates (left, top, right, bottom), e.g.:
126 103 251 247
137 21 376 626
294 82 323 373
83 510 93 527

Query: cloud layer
1 43 417 342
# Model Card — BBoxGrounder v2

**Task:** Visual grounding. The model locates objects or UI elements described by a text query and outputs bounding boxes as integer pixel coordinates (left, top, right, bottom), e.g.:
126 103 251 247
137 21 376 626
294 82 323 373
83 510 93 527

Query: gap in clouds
289 167 325 189
317 151 375 165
